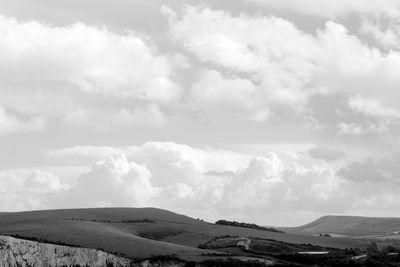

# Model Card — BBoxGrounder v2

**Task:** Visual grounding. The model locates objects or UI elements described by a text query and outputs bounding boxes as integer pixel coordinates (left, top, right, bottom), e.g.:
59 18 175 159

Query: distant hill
0 208 368 262
285 215 400 237
0 207 213 261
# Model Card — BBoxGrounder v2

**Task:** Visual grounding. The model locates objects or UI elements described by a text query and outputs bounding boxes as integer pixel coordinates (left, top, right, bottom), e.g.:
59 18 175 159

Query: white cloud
3 2 400 226
165 5 317 75
25 170 70 194
164 5 317 119
360 16 400 49
315 22 380 76
337 121 389 136
314 22 400 121
164 5 400 130
0 170 69 211
47 142 400 224
0 14 180 130
66 155 159 207
0 15 180 103
348 96 400 118
111 142 204 188
5 141 400 225
2 4 400 134
308 21 400 136
46 142 252 175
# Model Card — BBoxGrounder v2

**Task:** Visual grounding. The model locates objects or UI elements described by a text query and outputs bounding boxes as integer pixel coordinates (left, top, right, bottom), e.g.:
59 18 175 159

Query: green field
283 215 400 237
0 208 370 262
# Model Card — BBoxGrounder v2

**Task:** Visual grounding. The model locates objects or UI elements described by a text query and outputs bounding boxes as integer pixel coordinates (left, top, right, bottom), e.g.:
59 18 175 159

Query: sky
1 0 400 226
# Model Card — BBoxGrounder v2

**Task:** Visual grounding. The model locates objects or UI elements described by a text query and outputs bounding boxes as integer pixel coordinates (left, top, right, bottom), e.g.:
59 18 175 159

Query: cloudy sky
1 0 400 226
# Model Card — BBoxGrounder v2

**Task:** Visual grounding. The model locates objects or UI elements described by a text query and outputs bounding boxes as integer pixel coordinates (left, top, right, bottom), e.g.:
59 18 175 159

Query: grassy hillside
285 215 400 237
0 208 368 261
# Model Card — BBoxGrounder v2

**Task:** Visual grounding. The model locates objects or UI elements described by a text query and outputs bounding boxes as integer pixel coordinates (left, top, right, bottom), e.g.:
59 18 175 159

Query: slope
286 215 400 236
0 208 369 261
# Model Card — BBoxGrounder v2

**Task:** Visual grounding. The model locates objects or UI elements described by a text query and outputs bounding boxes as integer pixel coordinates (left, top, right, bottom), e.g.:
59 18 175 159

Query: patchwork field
0 208 370 263
283 215 400 237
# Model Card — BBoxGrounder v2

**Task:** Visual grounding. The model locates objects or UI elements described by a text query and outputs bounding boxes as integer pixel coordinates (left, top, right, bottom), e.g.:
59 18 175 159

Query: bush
215 220 282 232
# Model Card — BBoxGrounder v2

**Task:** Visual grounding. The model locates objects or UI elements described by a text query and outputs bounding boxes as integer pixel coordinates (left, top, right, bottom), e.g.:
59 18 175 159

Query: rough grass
0 208 369 261
285 215 400 237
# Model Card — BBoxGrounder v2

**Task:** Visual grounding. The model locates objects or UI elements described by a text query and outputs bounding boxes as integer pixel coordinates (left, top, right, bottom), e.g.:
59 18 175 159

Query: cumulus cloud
46 142 252 177
6 141 400 225
25 170 70 193
164 5 316 119
0 157 158 211
314 21 400 124
0 170 69 211
337 121 389 136
163 5 400 133
45 142 400 224
348 97 400 118
149 149 349 224
0 14 180 130
0 15 180 102
152 147 400 223
66 155 159 207
360 16 400 49
2 4 400 135
3 2 400 225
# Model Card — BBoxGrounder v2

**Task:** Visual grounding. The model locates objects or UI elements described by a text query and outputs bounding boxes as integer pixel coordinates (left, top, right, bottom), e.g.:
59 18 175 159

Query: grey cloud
203 170 235 177
248 0 400 19
337 155 400 183
308 147 346 161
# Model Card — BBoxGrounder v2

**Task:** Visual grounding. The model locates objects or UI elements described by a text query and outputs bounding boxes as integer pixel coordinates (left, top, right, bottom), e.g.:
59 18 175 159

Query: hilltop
0 208 373 266
285 215 400 237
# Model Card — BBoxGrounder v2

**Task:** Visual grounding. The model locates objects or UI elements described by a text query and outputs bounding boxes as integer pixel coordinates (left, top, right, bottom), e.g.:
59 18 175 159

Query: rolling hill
0 208 369 262
285 215 400 237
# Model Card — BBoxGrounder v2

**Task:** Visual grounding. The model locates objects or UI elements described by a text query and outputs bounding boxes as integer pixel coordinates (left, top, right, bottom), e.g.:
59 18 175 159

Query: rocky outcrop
0 235 272 267
0 235 133 266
